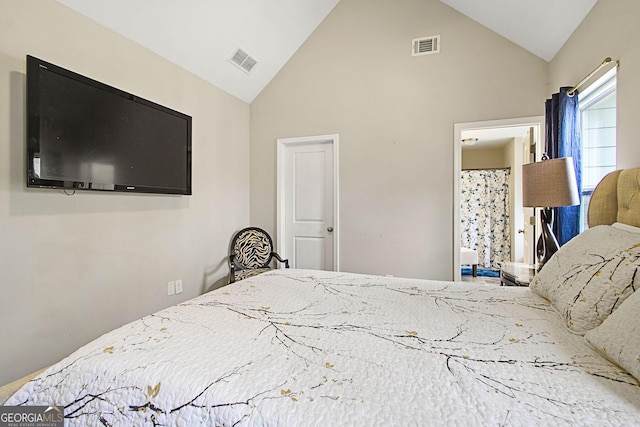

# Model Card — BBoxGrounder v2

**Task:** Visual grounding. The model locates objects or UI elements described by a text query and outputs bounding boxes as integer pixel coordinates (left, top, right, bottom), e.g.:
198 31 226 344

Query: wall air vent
411 35 440 56
229 48 258 73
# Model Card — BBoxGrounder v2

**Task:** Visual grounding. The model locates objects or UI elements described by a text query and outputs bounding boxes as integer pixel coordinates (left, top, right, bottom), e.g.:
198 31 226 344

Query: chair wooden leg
472 265 478 277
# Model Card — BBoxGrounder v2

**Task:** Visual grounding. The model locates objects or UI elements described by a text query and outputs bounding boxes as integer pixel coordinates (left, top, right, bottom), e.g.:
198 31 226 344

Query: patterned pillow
585 283 640 381
530 225 640 335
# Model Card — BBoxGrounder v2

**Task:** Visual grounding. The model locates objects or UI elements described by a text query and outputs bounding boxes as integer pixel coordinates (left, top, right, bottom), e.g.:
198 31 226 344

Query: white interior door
512 135 525 263
277 135 338 271
522 128 537 266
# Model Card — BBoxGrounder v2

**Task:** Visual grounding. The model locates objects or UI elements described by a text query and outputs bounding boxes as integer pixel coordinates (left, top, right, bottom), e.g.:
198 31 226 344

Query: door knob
327 226 334 232
518 229 525 234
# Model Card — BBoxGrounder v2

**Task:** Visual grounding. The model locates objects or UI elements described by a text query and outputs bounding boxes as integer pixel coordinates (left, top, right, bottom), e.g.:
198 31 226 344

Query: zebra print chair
228 227 289 283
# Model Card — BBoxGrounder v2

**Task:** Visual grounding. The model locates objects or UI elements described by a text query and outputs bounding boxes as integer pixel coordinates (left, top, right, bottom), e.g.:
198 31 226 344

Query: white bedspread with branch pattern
7 269 640 425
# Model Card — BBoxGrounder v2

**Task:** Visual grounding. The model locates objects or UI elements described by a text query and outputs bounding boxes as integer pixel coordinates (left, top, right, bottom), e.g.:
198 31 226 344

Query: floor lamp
522 157 580 267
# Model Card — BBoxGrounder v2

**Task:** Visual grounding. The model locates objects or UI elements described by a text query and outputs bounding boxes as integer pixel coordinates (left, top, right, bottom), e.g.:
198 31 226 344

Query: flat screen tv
26 55 192 195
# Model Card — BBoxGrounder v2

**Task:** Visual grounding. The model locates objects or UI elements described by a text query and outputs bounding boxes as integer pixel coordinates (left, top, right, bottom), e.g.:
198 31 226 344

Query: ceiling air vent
229 48 258 73
411 35 440 56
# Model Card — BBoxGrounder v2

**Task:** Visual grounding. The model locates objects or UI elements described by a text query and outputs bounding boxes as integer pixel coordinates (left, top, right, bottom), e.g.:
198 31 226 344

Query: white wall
549 0 640 168
250 0 548 280
0 0 250 384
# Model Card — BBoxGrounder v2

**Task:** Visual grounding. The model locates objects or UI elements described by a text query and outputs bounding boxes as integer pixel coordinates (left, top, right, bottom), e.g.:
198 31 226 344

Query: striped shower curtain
460 169 511 270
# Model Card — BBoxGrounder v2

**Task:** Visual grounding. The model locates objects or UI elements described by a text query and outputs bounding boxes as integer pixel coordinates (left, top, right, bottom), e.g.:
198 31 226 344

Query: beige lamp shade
522 157 580 208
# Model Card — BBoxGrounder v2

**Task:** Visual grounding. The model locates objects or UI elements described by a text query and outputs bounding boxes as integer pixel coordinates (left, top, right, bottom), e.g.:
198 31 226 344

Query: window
579 69 617 231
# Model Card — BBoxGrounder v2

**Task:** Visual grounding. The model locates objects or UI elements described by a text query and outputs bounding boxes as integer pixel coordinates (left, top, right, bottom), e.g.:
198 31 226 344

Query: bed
3 168 640 426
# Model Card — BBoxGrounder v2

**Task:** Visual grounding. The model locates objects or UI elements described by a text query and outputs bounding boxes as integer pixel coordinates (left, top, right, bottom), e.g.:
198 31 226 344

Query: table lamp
522 156 580 267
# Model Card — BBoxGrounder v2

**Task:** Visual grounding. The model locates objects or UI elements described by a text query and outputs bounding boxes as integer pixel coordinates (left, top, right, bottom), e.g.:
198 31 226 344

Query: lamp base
536 207 560 267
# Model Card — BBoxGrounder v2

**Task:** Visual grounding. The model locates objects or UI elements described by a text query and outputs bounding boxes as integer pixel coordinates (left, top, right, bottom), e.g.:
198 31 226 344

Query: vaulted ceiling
55 0 598 103
440 0 598 63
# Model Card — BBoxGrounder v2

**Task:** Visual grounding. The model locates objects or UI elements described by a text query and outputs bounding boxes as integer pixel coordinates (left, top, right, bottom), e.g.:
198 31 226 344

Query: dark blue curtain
545 87 582 246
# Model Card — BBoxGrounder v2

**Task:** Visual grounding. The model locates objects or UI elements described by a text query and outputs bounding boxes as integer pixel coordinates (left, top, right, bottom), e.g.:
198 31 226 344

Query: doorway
276 134 339 271
453 117 543 281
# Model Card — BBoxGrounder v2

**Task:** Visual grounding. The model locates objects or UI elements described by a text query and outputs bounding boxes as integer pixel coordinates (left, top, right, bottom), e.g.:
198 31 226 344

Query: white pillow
530 224 640 335
585 283 640 381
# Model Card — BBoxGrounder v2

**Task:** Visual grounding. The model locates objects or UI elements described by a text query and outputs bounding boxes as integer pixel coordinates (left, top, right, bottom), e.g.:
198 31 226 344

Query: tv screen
26 55 192 195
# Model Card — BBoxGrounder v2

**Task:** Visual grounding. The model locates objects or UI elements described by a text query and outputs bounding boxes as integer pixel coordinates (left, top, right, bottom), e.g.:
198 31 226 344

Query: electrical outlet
167 281 175 296
175 279 183 294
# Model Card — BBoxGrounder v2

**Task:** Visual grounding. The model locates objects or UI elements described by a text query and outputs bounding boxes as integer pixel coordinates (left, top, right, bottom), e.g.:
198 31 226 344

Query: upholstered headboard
588 168 640 227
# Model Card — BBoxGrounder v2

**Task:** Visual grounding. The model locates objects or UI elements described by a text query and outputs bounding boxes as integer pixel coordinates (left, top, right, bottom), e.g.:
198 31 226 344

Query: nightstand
500 262 536 287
